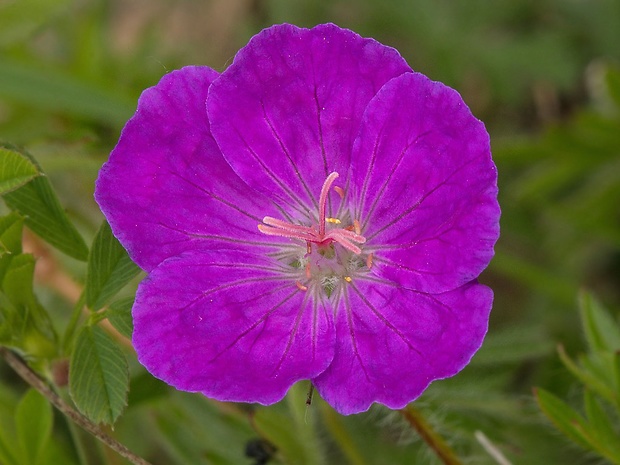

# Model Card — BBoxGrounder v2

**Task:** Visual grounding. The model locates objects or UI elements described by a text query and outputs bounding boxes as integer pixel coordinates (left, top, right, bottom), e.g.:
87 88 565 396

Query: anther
296 281 308 291
305 263 311 279
326 217 341 224
344 276 352 283
366 253 373 269
353 219 361 235
333 186 345 199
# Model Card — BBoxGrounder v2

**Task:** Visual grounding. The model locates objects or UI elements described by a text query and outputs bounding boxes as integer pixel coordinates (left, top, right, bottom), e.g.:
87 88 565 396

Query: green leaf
605 65 620 109
2 174 88 261
583 390 620 462
579 291 620 352
0 60 134 126
105 297 134 340
557 346 617 406
0 253 57 356
0 147 39 195
85 221 140 311
0 212 24 255
534 388 592 451
69 325 129 425
15 389 52 465
0 429 19 465
0 213 24 284
0 0 72 46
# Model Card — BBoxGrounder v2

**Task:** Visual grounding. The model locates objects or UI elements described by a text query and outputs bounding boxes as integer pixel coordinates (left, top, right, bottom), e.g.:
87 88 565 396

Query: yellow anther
326 217 341 224
344 276 352 283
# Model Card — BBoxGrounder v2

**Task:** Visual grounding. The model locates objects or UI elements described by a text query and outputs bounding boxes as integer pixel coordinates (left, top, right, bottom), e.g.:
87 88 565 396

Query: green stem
0 347 152 465
285 382 323 465
400 405 463 465
320 404 366 465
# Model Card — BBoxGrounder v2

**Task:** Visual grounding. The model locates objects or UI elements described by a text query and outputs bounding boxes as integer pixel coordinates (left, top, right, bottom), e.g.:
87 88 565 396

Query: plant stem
0 347 152 465
320 404 366 465
400 404 463 465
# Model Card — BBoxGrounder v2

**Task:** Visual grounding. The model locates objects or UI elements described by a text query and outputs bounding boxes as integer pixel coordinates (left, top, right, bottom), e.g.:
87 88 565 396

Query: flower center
258 172 366 254
258 172 372 297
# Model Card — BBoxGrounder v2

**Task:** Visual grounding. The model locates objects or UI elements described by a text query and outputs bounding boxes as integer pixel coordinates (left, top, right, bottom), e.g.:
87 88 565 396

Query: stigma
257 172 366 254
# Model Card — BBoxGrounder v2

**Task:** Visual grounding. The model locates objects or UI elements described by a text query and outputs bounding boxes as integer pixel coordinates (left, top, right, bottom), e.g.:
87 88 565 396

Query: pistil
257 172 366 254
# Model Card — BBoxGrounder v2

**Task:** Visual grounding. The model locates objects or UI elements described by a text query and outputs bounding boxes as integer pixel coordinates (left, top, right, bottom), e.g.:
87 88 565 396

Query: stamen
263 216 312 231
366 253 374 269
257 224 314 242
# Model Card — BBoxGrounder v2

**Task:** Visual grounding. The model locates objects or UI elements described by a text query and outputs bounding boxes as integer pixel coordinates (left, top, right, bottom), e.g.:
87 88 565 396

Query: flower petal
313 280 492 415
207 23 411 220
95 66 276 272
350 72 500 293
133 249 336 404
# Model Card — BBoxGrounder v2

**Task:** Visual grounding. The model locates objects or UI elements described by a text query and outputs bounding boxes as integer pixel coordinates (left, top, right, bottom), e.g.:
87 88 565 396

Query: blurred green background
1 0 620 464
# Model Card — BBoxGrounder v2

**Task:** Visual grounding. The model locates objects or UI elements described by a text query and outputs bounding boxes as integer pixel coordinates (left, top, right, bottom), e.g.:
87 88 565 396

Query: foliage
0 1 619 464
536 292 620 464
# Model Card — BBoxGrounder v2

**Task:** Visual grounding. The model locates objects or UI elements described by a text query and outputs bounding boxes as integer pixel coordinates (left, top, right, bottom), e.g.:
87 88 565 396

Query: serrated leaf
579 291 620 352
69 325 128 425
0 147 39 195
15 389 52 465
106 297 134 339
85 221 140 311
534 388 592 451
2 174 88 261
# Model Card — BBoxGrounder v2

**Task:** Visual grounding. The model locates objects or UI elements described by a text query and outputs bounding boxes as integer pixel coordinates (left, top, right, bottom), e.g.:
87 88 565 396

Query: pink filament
257 171 366 254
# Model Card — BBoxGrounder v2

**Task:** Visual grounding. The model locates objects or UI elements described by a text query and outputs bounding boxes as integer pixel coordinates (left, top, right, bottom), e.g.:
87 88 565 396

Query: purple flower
95 23 499 415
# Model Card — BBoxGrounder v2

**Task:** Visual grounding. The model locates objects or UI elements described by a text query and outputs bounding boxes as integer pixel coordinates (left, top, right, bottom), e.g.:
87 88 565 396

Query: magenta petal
133 249 336 404
313 281 492 415
95 66 276 272
207 23 411 218
351 72 500 293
